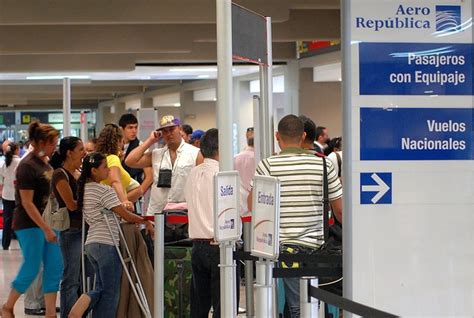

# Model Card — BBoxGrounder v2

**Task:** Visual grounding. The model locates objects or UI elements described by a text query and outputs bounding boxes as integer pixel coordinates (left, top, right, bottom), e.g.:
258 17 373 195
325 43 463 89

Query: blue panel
359 43 473 95
360 108 473 160
360 173 392 205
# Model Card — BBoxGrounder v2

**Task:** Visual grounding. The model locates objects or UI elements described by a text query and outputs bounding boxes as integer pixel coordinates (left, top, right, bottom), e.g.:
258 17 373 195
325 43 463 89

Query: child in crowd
68 152 154 318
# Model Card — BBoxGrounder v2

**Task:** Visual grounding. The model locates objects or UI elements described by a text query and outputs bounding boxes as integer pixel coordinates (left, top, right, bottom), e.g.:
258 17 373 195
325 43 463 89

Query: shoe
24 308 46 316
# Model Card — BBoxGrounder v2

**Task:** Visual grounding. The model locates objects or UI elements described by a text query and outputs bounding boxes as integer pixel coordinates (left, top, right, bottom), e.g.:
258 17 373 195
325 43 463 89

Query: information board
213 171 241 242
250 175 280 260
346 0 474 315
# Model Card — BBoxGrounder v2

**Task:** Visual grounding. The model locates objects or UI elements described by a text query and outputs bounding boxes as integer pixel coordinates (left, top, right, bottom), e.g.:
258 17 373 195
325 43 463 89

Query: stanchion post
243 221 255 317
255 260 273 317
154 213 164 318
300 277 319 318
220 240 237 317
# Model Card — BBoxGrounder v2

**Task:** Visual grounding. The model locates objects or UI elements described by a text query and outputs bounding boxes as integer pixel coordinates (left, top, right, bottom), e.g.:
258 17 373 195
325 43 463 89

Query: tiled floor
0 239 43 318
0 232 250 317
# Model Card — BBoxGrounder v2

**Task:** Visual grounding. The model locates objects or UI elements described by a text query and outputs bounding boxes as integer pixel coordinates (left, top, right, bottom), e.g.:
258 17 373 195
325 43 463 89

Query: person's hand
122 200 135 212
148 130 162 144
144 220 155 240
43 227 58 243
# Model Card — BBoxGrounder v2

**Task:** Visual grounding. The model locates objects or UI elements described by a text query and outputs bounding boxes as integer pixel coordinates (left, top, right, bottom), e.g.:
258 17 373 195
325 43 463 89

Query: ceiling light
169 68 217 72
26 75 90 80
173 103 181 107
197 75 210 79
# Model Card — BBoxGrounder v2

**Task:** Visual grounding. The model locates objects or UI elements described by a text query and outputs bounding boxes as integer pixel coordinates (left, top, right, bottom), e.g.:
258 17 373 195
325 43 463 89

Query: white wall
298 68 342 137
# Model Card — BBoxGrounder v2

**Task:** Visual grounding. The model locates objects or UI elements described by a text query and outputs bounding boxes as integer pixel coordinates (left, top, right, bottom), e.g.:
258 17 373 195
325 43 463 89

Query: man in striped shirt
251 114 343 317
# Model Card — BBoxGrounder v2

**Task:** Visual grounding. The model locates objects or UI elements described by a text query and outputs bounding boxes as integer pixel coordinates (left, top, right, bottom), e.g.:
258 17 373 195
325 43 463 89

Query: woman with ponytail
68 152 154 318
50 136 86 318
0 141 20 250
1 121 61 318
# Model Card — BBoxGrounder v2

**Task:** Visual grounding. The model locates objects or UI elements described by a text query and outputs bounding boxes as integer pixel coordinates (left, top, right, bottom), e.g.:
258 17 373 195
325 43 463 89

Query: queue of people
0 111 341 318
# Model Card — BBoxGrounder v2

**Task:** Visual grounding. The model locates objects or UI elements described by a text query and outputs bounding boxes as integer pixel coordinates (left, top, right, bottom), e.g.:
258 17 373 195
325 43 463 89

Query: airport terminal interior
1 0 472 317
0 2 344 317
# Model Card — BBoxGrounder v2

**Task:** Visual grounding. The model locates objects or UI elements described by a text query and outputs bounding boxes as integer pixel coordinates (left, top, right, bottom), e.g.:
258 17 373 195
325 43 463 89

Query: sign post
251 175 280 317
231 4 274 316
344 0 474 315
214 171 241 317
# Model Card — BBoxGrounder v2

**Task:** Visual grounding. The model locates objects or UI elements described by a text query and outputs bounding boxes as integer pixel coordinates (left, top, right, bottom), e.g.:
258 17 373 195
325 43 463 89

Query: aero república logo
436 5 461 32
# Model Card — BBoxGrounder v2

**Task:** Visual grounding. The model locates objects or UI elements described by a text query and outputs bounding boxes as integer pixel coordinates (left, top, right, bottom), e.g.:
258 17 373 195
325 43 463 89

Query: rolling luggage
164 246 192 318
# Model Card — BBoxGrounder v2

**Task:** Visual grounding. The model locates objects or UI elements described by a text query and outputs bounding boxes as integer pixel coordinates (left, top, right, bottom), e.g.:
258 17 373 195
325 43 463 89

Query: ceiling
0 0 341 109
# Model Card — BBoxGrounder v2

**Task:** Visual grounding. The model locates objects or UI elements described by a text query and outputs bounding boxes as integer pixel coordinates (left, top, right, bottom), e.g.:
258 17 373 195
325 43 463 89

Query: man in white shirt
125 115 203 215
184 128 223 318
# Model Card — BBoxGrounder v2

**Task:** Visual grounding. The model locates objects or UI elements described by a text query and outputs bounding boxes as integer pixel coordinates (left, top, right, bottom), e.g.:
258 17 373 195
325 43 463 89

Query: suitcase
164 246 192 318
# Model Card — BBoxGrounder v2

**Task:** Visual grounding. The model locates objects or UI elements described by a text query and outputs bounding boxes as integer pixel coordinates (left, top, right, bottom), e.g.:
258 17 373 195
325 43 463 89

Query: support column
63 78 71 136
216 0 236 317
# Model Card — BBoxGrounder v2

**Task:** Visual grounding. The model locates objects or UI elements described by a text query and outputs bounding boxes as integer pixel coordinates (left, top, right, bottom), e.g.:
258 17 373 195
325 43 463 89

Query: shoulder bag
43 168 70 231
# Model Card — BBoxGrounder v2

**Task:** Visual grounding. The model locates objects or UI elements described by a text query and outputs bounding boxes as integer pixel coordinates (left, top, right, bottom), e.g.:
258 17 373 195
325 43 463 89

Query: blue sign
360 107 473 160
360 173 392 204
359 43 473 95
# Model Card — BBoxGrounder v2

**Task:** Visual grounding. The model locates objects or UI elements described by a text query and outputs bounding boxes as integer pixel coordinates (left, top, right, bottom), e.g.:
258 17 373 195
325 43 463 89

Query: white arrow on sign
361 173 390 204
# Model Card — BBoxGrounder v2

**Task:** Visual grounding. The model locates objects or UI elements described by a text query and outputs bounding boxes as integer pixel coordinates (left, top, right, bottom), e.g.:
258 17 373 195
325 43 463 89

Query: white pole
216 0 236 317
255 260 273 317
300 277 319 318
154 213 164 318
255 16 275 318
80 111 88 141
253 95 262 165
63 78 71 136
216 0 233 170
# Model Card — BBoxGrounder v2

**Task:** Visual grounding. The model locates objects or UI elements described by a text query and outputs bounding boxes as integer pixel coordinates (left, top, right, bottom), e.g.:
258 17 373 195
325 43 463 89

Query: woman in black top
1 121 61 318
49 136 86 318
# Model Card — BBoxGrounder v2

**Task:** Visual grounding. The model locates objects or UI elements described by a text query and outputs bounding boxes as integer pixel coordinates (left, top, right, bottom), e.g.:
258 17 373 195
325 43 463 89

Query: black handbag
163 209 190 245
318 155 343 295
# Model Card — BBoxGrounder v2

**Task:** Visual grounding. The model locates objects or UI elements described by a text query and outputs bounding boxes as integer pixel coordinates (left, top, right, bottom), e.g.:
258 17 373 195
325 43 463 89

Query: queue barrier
150 214 397 317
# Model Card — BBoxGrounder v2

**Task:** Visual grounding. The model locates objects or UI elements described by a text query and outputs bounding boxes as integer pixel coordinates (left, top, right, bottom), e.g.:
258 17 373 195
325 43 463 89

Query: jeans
190 242 241 318
85 243 122 318
59 228 82 318
2 199 15 250
190 242 221 318
12 228 63 294
280 244 318 318
282 277 300 318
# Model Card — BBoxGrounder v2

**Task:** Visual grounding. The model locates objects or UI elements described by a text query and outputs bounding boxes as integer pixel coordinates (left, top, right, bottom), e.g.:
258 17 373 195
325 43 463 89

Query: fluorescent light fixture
168 67 237 72
169 68 217 72
26 75 91 80
197 75 210 79
173 103 181 107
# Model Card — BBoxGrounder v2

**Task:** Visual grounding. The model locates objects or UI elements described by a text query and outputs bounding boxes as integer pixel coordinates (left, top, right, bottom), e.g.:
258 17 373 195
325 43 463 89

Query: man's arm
330 197 342 224
125 131 158 168
196 151 204 165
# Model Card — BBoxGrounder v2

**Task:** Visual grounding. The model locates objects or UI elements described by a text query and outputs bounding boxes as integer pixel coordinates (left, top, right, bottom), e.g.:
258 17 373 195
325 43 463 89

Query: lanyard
158 143 183 173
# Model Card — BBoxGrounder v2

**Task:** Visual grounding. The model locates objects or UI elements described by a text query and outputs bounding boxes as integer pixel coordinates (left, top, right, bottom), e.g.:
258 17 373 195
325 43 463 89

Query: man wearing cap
189 129 205 148
125 115 203 215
